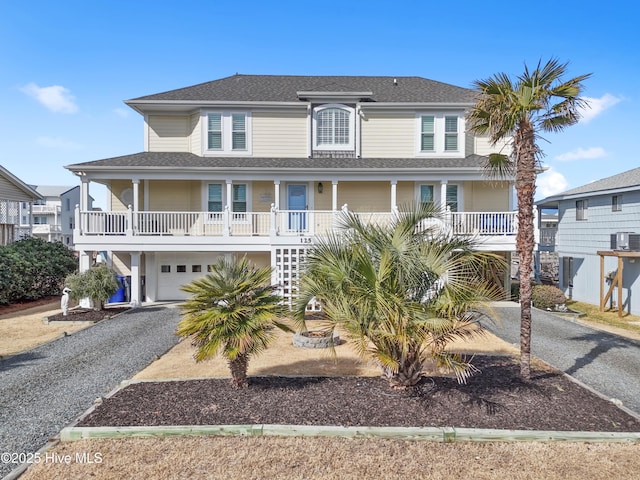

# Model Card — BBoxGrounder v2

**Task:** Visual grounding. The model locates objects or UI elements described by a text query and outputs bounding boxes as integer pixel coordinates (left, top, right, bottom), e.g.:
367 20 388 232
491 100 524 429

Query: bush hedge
532 285 567 309
0 238 78 305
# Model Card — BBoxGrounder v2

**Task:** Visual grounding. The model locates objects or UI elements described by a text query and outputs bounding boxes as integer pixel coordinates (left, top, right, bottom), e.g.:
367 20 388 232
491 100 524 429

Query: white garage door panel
156 253 223 301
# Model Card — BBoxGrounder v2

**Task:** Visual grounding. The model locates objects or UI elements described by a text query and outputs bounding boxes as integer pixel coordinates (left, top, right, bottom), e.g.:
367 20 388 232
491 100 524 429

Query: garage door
156 253 224 301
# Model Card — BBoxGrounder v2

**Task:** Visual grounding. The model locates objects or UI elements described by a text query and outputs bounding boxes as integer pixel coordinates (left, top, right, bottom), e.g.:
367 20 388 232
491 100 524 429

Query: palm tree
295 205 505 388
177 256 289 388
467 59 590 379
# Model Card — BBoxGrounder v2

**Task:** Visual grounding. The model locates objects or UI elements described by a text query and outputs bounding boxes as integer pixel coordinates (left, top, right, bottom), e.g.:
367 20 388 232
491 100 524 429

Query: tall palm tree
177 256 289 388
467 59 590 379
295 205 505 388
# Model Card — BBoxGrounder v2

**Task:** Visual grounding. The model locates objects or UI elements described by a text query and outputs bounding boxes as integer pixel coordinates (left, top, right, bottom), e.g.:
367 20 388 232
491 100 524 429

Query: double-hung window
206 183 248 219
313 104 355 150
416 113 463 155
420 185 435 208
576 199 588 220
446 185 459 212
205 111 250 154
612 195 622 212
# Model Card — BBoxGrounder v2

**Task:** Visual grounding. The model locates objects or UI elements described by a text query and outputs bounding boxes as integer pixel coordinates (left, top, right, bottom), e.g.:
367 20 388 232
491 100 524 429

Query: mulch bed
78 355 640 432
45 306 131 323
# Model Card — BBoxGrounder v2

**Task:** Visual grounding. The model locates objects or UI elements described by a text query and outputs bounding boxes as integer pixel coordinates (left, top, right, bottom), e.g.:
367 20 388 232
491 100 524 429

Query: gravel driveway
0 305 181 478
485 303 640 416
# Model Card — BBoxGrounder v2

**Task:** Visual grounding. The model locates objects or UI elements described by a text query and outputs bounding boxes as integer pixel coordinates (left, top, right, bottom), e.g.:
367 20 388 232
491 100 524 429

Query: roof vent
393 78 398 86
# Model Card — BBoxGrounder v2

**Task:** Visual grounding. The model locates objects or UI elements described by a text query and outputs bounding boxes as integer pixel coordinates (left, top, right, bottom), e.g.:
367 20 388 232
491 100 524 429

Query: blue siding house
537 167 640 316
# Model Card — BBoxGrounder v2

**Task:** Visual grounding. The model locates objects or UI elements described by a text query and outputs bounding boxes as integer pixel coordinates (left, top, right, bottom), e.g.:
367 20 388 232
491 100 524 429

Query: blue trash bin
108 275 126 303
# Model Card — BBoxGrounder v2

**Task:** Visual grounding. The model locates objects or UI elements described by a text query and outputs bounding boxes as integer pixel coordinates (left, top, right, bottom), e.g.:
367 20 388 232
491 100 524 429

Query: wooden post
617 256 624 317
599 254 605 312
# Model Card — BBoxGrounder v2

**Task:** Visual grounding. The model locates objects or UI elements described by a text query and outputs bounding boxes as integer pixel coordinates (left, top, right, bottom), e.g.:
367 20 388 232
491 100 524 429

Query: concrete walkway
0 305 180 479
485 302 640 416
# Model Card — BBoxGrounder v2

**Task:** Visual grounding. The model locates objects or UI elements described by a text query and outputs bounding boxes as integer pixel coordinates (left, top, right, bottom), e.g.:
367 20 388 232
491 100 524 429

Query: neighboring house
65 74 518 307
0 165 42 245
19 185 92 247
537 166 640 315
535 212 559 284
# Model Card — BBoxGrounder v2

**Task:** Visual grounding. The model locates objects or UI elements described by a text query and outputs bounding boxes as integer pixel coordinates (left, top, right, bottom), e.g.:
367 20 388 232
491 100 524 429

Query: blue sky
1 0 636 209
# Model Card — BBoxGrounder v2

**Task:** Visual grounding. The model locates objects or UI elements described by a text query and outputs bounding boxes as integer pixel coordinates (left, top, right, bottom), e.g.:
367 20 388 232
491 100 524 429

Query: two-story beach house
65 74 517 306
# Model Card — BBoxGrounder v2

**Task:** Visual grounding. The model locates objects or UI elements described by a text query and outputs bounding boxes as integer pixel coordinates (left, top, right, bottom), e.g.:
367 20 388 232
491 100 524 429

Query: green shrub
65 265 119 310
0 238 78 305
532 285 566 309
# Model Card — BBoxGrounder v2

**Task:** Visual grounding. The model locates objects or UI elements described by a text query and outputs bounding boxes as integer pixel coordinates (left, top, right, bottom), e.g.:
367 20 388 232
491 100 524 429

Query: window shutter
421 116 434 151
232 113 246 150
208 114 222 149
444 116 458 151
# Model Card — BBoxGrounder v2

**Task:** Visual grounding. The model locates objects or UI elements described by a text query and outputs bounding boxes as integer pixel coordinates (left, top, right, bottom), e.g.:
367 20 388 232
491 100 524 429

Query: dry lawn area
0 304 91 357
19 436 640 480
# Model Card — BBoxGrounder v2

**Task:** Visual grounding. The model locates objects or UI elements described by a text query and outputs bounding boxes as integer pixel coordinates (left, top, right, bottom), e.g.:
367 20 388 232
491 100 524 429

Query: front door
287 184 307 232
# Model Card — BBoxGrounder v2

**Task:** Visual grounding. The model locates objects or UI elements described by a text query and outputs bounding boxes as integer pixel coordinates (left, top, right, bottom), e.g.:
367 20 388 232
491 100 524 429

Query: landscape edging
58 424 640 443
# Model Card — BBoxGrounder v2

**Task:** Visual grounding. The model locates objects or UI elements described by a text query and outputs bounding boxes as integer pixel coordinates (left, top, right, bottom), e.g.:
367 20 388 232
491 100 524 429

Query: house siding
464 181 511 211
148 180 200 211
252 181 275 212
253 111 307 157
338 181 392 211
148 115 190 152
556 190 640 315
360 112 414 158
189 113 202 155
474 135 511 157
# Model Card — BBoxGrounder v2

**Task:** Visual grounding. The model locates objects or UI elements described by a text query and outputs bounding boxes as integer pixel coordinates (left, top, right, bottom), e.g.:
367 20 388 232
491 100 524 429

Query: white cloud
536 167 568 198
579 93 621 123
555 147 606 162
113 107 130 118
36 136 82 150
20 82 78 113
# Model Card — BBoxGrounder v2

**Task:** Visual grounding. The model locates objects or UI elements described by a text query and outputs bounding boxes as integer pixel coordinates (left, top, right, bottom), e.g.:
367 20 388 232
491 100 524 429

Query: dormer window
313 104 355 151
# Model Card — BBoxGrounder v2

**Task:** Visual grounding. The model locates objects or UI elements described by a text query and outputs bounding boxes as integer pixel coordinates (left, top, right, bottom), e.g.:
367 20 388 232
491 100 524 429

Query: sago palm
177 256 289 388
295 205 505 388
467 59 590 379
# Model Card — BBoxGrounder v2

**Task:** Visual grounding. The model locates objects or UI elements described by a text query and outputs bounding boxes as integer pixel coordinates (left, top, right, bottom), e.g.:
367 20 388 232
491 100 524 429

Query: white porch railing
75 206 518 239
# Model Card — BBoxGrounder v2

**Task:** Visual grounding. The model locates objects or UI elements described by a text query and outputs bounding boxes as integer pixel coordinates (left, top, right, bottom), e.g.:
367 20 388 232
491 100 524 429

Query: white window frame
415 112 465 156
202 111 252 155
202 181 252 222
312 104 355 151
415 183 462 212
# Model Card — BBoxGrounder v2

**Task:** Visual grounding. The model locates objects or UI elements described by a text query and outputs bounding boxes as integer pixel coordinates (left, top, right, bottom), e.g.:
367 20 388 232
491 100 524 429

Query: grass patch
566 300 640 337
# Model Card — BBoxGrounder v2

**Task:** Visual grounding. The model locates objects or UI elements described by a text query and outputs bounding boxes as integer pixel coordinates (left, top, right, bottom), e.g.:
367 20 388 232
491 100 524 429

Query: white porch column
274 180 280 209
332 181 338 211
226 179 233 210
439 180 448 212
390 180 397 211
80 178 90 211
130 252 141 307
132 179 140 233
78 250 93 308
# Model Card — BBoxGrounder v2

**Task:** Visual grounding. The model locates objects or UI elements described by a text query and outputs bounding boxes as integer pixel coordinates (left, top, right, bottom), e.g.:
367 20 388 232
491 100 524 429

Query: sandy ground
0 303 91 357
9 305 640 480
134 323 518 380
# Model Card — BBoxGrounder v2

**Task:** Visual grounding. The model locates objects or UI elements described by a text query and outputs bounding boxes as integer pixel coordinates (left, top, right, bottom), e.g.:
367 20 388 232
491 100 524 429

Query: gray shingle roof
66 152 487 172
538 166 640 204
127 74 476 104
